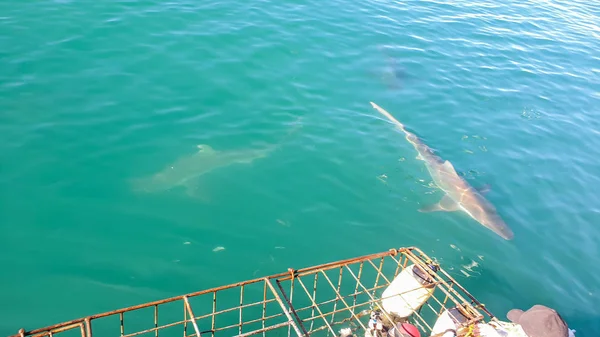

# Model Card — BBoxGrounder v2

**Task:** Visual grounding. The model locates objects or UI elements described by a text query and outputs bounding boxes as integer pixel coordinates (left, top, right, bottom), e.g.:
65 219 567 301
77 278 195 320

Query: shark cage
10 247 496 337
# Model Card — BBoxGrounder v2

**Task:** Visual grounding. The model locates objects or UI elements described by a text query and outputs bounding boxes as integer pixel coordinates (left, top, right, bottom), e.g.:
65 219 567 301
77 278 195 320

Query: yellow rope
462 324 476 337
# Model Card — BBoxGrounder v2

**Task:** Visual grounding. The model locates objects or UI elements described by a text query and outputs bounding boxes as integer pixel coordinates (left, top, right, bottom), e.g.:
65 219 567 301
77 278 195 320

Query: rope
461 324 476 337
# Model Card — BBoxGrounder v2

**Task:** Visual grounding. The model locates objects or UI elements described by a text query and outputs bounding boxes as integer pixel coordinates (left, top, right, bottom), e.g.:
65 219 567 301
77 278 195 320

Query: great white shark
378 45 407 90
369 102 514 240
131 119 302 196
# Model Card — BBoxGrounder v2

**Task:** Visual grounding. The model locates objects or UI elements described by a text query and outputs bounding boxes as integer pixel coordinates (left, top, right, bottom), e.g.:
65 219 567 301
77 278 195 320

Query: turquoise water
1 0 599 335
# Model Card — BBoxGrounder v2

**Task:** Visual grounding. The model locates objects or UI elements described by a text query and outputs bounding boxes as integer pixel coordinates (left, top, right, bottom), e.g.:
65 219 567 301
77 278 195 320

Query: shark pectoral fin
418 203 444 213
477 184 491 195
418 195 461 213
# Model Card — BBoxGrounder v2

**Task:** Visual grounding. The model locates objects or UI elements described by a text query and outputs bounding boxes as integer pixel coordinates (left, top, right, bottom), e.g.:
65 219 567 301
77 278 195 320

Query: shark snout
485 217 514 240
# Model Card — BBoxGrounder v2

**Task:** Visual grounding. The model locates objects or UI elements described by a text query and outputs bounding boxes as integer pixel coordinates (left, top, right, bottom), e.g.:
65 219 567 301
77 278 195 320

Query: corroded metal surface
9 247 495 337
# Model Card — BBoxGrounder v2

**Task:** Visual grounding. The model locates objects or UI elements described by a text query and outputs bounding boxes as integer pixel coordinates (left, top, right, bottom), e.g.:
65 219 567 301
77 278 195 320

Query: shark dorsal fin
196 144 215 154
442 160 458 174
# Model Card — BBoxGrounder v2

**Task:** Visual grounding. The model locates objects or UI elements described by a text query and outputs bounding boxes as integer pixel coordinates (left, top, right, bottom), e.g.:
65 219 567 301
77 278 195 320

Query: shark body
131 144 275 194
131 118 302 196
370 102 514 240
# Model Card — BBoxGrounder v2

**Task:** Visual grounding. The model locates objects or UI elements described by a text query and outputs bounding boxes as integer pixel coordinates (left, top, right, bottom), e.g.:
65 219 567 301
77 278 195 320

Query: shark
369 102 514 240
378 45 407 90
130 144 274 195
375 45 419 90
131 119 302 196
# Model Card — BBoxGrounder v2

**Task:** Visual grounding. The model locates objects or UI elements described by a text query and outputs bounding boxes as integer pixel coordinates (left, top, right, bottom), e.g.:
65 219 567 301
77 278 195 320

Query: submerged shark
378 46 406 90
369 102 514 240
131 120 302 196
131 144 274 195
376 45 419 90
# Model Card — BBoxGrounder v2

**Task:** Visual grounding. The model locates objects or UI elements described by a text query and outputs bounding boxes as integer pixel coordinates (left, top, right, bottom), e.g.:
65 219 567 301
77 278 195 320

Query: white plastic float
380 263 437 318
430 306 470 336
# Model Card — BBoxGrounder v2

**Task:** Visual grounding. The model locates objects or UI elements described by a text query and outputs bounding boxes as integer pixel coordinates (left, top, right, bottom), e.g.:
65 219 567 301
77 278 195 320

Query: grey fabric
506 305 568 337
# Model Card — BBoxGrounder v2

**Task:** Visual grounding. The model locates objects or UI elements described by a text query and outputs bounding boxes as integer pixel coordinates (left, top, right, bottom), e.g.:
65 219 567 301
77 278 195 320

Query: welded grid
12 278 299 337
10 247 494 337
275 248 493 336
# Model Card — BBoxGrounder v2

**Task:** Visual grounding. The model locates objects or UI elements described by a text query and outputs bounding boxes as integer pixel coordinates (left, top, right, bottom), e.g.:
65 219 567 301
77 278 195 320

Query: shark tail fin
257 116 304 154
370 102 408 132
274 116 304 150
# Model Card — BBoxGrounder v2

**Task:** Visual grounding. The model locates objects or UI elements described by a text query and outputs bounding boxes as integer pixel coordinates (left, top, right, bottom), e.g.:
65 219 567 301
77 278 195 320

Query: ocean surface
1 0 599 335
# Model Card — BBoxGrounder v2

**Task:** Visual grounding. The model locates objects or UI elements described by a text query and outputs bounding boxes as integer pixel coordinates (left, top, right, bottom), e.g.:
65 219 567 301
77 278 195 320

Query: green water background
1 0 599 335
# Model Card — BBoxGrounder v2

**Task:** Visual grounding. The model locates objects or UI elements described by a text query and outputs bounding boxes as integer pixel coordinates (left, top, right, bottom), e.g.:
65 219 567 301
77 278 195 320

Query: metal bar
297 300 372 324
262 278 305 337
232 322 291 337
125 309 289 337
318 269 367 331
373 257 386 289
84 318 92 337
202 317 291 335
13 249 409 337
286 276 293 337
352 261 364 310
183 300 188 337
120 312 124 337
368 258 392 286
402 252 477 318
154 305 159 337
11 246 495 337
193 311 288 333
193 298 278 321
291 283 389 315
309 273 318 332
262 281 267 337
294 276 337 335
189 310 287 334
275 279 310 337
211 291 216 337
401 251 485 331
120 319 190 337
239 285 244 336
438 293 450 317
275 250 409 282
343 264 405 331
46 323 82 334
329 267 344 325
183 296 202 337
390 254 403 279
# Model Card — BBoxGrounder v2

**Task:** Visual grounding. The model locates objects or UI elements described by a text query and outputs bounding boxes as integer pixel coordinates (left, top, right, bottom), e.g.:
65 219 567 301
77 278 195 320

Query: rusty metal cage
10 247 496 337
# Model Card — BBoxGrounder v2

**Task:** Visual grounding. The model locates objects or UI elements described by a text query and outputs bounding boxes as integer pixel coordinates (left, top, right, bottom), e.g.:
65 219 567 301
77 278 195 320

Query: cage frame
9 247 496 337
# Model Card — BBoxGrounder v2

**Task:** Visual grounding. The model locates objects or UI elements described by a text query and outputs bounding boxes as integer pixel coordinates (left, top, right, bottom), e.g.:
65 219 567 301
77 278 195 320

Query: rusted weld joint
18 329 25 337
287 268 297 279
388 248 398 256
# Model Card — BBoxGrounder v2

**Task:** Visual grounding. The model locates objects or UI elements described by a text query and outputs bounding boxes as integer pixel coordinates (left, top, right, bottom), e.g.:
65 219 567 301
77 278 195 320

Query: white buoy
380 264 436 318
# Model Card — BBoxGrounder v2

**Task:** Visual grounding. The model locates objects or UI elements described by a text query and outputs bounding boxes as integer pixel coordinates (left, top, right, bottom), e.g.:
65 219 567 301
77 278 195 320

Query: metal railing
9 247 495 337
